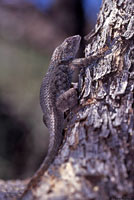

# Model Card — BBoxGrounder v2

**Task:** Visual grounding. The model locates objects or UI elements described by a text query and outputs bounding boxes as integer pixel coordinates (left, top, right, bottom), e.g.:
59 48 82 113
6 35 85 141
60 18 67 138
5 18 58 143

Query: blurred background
0 0 101 180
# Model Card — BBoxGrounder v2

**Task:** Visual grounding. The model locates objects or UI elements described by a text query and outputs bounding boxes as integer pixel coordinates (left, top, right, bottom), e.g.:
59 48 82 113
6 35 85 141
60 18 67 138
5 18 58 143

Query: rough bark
0 0 134 199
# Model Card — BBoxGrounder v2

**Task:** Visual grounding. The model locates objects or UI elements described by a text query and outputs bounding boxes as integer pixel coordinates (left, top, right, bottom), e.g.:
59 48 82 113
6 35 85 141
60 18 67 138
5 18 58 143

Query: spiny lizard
20 35 81 199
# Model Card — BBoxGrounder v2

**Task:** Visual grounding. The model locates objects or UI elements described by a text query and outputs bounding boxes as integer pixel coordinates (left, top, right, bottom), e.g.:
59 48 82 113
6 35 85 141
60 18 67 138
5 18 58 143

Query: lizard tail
20 111 63 198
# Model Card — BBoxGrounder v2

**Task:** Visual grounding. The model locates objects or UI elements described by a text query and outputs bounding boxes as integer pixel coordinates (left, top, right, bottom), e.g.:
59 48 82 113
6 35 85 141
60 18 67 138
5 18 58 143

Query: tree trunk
0 0 134 199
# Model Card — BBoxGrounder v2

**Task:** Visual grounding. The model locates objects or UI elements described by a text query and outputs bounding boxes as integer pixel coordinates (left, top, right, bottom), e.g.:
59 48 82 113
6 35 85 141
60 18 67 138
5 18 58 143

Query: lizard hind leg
56 88 78 112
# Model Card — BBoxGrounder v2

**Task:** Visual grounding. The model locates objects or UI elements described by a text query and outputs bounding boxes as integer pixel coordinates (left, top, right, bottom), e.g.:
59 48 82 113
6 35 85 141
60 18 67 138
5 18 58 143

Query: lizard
20 35 81 199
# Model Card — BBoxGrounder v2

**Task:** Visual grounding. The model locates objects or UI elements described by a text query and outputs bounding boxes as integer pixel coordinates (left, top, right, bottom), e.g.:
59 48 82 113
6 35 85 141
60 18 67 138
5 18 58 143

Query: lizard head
51 35 81 64
60 35 81 62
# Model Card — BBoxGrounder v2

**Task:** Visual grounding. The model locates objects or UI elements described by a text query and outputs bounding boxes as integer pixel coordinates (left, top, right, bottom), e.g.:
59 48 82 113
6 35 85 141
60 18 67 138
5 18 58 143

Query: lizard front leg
56 88 78 112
